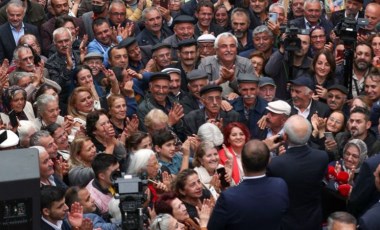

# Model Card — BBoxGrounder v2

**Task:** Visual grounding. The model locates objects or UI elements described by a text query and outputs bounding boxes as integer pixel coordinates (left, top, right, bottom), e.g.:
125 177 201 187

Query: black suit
290 17 334 39
330 10 364 27
290 99 331 122
359 202 380 229
0 22 40 63
349 154 380 217
208 177 289 230
267 145 329 230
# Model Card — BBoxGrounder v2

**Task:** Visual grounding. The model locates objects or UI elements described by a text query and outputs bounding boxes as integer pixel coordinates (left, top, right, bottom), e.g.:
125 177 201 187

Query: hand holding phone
216 167 229 188
324 132 334 141
268 12 278 23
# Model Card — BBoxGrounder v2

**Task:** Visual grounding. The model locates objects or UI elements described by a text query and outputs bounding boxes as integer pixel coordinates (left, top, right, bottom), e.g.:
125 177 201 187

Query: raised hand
68 202 83 228
79 218 93 230
168 103 184 126
196 199 213 228
79 34 88 63
125 114 139 135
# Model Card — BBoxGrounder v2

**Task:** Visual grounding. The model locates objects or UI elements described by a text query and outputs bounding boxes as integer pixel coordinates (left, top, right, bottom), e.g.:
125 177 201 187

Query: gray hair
343 139 368 172
29 145 48 156
304 0 322 9
53 27 72 43
127 149 156 175
284 115 312 145
29 130 51 146
150 214 175 230
142 7 161 22
252 25 274 38
197 123 224 147
269 3 285 13
9 71 33 86
327 212 356 230
35 94 58 117
13 45 32 62
18 120 37 147
109 0 125 10
214 32 238 49
6 0 26 14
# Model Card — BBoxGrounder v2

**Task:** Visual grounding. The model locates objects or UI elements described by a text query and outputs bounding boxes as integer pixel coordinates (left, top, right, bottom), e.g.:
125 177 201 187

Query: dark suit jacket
0 22 40 63
41 218 71 230
290 99 331 121
330 10 364 27
359 201 380 230
267 145 329 230
290 17 334 38
349 154 380 217
208 177 289 230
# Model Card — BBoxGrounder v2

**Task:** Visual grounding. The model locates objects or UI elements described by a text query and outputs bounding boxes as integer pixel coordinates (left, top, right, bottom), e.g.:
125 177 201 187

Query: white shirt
41 216 63 230
294 99 312 119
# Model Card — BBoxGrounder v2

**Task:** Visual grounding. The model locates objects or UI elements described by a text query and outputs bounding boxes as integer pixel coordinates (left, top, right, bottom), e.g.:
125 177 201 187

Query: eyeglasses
203 96 222 102
328 116 343 125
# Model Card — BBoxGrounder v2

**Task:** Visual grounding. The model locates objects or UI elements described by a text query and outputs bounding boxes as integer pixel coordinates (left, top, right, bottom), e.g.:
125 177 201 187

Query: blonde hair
144 109 168 129
67 87 94 120
69 135 92 168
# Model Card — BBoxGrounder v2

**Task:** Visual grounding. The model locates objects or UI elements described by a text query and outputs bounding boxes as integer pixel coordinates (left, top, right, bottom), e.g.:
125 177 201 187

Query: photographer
265 33 312 100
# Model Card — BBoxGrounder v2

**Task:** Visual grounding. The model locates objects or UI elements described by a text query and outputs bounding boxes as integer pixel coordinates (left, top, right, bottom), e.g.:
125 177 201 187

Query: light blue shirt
10 23 25 45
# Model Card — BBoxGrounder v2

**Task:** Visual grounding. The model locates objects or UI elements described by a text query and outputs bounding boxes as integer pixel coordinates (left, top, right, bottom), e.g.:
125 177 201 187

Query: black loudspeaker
0 148 40 230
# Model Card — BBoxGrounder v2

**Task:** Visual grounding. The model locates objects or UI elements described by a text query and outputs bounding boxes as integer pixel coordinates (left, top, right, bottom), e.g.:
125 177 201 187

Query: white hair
197 123 224 147
127 149 156 175
29 145 47 156
214 32 238 49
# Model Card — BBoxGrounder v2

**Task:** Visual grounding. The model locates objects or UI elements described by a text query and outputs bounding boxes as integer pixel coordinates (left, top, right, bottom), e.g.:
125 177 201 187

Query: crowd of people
1 0 380 228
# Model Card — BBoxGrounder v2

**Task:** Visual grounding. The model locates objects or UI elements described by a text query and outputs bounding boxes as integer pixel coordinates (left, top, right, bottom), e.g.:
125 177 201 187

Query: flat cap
0 130 19 149
259 76 276 87
173 15 195 25
177 39 197 49
327 84 348 95
266 100 291 116
237 73 259 83
161 68 181 75
151 43 171 53
200 84 222 96
197 34 216 43
149 72 171 82
118 37 137 48
289 76 314 91
187 69 208 81
84 52 103 61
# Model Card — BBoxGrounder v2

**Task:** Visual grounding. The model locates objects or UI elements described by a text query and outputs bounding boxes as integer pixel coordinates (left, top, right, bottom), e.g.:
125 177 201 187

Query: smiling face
78 140 97 164
196 6 213 28
304 1 321 25
200 148 219 172
215 7 228 27
228 127 246 148
76 69 94 87
39 149 54 180
74 91 94 113
216 36 237 63
343 145 360 170
146 154 159 178
326 112 345 133
10 91 26 112
109 98 127 120
174 22 194 41
310 28 326 51
314 53 331 78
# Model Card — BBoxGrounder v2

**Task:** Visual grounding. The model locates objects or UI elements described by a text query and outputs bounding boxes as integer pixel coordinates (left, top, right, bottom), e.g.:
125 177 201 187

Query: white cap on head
266 100 291 116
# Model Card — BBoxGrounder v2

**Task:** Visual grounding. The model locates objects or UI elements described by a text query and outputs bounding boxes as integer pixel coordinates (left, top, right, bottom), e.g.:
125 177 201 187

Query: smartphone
274 133 284 143
324 132 334 140
8 110 18 128
216 167 229 188
336 49 344 59
358 27 369 36
268 12 278 23
160 0 169 9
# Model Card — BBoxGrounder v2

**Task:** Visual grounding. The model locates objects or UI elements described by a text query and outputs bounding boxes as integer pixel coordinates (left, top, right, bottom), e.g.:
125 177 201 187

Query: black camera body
281 25 309 51
334 18 369 44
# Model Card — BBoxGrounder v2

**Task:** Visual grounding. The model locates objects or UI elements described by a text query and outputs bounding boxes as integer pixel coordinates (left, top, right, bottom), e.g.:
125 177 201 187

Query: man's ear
366 120 372 130
98 171 106 181
154 145 161 153
42 207 50 217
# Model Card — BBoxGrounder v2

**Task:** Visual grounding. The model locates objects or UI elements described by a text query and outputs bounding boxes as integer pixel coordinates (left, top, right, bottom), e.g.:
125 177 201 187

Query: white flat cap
266 100 291 116
197 34 216 43
0 130 19 148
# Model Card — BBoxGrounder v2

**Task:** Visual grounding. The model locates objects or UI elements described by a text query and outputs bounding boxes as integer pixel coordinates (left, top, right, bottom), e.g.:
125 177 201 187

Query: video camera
112 172 148 230
280 24 309 51
334 18 369 44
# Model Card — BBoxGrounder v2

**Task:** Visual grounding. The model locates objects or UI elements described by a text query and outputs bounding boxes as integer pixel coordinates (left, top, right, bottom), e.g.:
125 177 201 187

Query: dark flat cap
289 76 315 91
237 73 259 83
200 84 222 96
327 84 349 95
149 72 171 82
173 15 195 25
187 69 208 81
259 76 276 87
118 37 137 48
151 43 171 53
177 39 197 49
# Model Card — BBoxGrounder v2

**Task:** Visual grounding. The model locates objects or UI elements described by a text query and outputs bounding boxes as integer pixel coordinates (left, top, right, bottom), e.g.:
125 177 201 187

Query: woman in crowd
213 4 231 30
173 169 212 221
309 49 339 101
125 131 152 170
33 83 59 103
197 123 224 148
68 136 96 186
370 33 380 67
1 86 35 128
193 141 233 191
350 95 372 112
249 51 266 78
67 87 96 126
150 213 185 230
309 26 333 57
218 122 250 184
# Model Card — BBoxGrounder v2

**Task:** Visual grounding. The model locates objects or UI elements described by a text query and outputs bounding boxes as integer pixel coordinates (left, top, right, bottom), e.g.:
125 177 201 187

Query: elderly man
118 37 151 72
45 27 80 113
199 32 254 97
326 85 349 115
269 3 286 25
174 39 200 92
231 8 253 53
136 7 173 46
290 0 304 19
0 0 40 63
164 15 196 60
248 0 269 29
231 73 267 139
265 34 312 99
146 43 173 72
259 77 277 102
184 84 240 135
197 34 216 58
331 0 364 26
365 3 380 32
194 1 225 37
289 76 330 121
180 69 209 114
162 67 186 101
83 52 105 86
290 0 333 35
239 25 275 60
327 212 357 230
267 115 329 230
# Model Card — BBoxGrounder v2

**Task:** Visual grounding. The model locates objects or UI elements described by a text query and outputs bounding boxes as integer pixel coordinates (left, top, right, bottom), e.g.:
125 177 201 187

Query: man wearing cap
162 67 187 101
184 84 240 135
194 1 225 37
137 72 186 135
197 34 216 58
180 69 209 114
174 39 200 92
136 7 173 46
289 76 330 121
326 85 349 116
163 15 196 60
231 73 268 139
330 0 364 26
83 52 105 87
259 76 277 102
199 32 254 97
118 37 151 72
145 43 174 72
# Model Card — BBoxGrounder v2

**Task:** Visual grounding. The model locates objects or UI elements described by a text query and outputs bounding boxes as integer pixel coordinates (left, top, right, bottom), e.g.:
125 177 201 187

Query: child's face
156 140 176 160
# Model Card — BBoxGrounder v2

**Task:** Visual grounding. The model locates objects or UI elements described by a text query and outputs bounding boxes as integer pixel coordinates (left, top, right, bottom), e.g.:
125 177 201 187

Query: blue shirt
10 23 25 45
